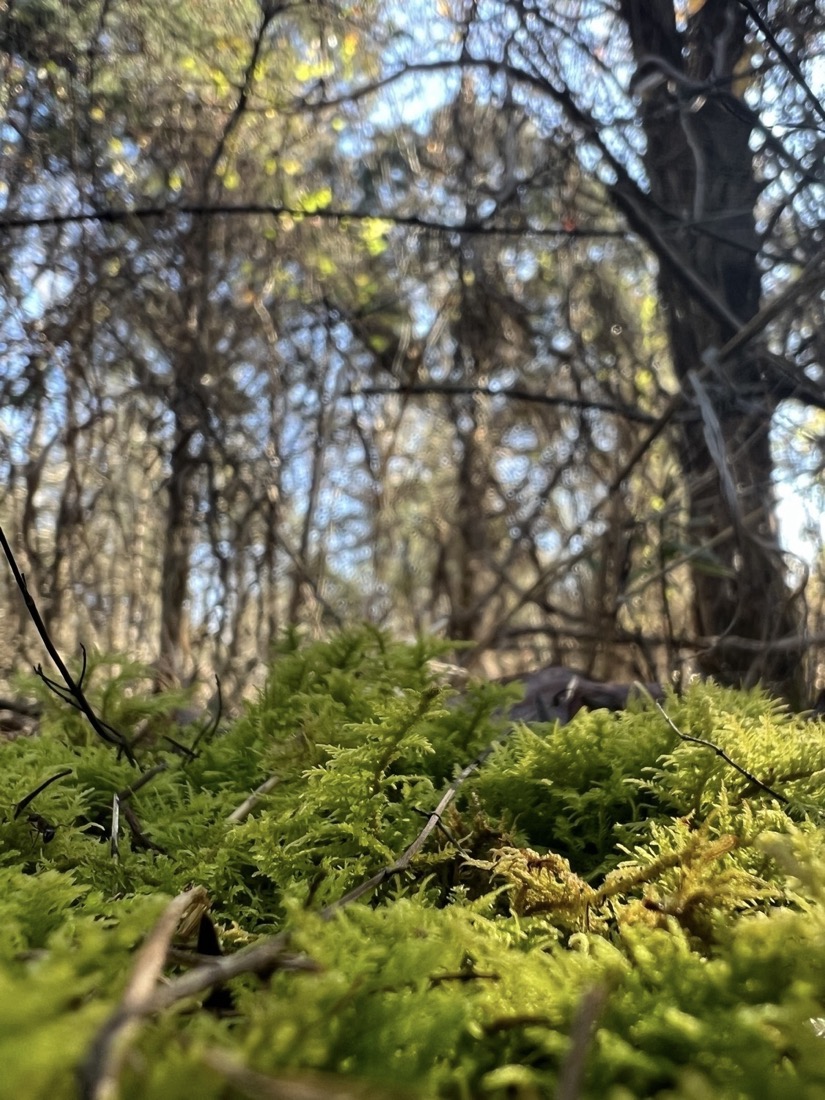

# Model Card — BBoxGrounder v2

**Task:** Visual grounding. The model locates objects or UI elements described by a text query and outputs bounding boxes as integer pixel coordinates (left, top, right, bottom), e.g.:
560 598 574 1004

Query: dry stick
651 698 789 804
78 886 210 1100
111 764 169 856
109 793 120 858
12 768 73 819
0 525 136 764
148 733 504 1012
200 1049 400 1100
227 774 282 824
556 984 610 1100
117 762 168 803
120 802 167 854
0 526 169 848
327 739 499 913
189 675 222 755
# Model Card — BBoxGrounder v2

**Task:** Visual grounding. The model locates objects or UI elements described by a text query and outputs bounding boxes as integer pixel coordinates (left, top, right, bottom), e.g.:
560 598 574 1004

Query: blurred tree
404 0 824 697
0 0 822 702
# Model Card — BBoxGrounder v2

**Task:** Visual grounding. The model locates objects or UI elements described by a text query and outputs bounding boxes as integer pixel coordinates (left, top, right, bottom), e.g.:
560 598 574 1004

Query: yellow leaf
301 187 332 212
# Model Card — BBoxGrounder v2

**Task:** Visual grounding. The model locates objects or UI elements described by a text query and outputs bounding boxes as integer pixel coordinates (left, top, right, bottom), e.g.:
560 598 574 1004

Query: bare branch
0 201 624 238
0 526 136 764
148 726 508 1012
79 886 210 1100
651 698 789 804
227 774 282 824
348 384 659 425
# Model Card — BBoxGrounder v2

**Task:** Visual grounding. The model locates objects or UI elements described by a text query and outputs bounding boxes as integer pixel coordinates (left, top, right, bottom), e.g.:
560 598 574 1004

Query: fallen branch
227 774 281 824
200 1048 402 1100
149 729 507 1011
557 984 610 1100
78 886 210 1100
323 734 503 913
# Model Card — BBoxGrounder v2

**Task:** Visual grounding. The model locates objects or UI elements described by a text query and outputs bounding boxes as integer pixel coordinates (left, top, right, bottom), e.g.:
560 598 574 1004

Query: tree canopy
0 0 823 700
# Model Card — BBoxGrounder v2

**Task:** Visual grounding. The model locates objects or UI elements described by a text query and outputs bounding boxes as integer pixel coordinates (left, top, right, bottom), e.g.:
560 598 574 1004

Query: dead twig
324 734 503 914
189 675 222 755
13 768 72 819
149 729 507 1011
148 935 316 1011
0 525 135 765
78 886 210 1100
118 763 168 803
107 765 169 857
227 774 281 824
200 1048 404 1100
651 698 789 804
557 985 610 1100
120 802 167 854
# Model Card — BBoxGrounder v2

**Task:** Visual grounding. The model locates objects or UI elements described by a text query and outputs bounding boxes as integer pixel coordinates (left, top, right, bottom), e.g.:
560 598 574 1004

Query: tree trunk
159 409 195 680
619 0 803 700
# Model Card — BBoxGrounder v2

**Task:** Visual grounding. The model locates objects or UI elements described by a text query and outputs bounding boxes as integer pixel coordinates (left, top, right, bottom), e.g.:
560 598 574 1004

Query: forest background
0 0 823 710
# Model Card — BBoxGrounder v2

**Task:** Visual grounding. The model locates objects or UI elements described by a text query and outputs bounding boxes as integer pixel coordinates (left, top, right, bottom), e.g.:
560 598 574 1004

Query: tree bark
619 0 803 700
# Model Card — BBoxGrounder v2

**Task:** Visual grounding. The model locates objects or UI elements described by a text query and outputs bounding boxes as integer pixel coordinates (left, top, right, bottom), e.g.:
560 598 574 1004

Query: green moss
3 628 825 1097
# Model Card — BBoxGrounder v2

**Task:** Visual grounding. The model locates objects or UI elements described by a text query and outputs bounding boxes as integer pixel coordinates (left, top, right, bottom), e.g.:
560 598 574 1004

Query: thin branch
147 931 312 1011
715 250 825 365
227 774 282 824
348 383 659 425
738 0 825 128
0 200 625 238
13 769 73 819
202 5 281 187
149 728 507 1011
651 698 789 804
0 526 136 764
117 763 168 803
324 733 503 913
78 887 210 1100
468 267 822 660
189 675 222 755
110 794 120 858
557 985 610 1100
120 802 167 854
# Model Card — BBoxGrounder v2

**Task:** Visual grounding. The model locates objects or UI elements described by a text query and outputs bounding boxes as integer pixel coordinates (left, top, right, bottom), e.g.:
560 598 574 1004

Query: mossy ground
3 627 825 1098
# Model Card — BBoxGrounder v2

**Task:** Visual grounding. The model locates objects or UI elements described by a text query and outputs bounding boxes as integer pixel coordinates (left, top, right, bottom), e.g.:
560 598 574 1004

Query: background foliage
0 0 823 707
